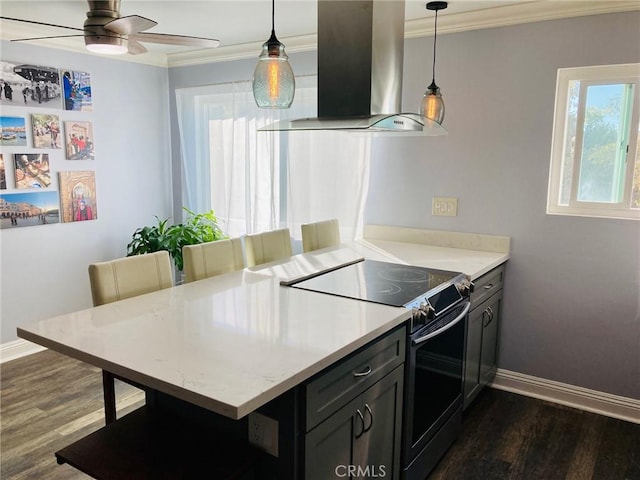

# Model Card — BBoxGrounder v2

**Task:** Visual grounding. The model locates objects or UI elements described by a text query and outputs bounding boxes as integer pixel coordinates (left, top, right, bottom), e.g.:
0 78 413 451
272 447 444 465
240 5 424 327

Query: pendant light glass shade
420 81 445 125
253 0 295 109
253 32 295 108
421 1 447 124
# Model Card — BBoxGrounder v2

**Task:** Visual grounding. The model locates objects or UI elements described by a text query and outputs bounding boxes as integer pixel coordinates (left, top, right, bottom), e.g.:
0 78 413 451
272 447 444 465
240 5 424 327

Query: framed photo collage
0 60 97 228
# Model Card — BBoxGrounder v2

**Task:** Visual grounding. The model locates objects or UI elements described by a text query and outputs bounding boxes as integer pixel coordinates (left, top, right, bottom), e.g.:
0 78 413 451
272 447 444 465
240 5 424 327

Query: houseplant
126 208 227 271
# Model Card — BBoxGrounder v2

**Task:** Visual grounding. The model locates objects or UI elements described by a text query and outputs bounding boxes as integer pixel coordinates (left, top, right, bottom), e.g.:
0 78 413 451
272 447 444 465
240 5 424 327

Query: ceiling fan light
85 35 128 55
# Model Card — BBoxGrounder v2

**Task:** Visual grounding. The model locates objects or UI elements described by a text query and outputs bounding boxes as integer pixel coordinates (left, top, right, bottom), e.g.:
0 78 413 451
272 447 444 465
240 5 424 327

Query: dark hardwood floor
430 388 640 480
1 349 144 479
1 349 638 479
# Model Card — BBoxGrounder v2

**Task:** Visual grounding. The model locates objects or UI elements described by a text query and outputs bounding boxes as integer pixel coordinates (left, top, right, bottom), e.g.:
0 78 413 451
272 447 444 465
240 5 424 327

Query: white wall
0 41 173 343
366 12 640 399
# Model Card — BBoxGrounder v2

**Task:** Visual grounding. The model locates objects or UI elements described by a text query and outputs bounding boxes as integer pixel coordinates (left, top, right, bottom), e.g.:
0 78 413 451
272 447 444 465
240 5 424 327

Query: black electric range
289 259 471 333
289 258 473 480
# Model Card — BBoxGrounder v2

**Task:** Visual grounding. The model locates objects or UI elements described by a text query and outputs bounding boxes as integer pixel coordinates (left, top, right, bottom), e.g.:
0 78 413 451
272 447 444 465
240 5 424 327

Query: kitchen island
17 228 510 479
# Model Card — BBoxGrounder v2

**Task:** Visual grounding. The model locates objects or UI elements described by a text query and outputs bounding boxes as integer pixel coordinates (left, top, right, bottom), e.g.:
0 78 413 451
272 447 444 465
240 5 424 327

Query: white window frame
547 64 640 220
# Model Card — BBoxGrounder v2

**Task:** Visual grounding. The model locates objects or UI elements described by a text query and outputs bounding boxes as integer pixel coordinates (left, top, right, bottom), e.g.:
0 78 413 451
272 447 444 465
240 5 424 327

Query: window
175 76 371 245
547 64 640 220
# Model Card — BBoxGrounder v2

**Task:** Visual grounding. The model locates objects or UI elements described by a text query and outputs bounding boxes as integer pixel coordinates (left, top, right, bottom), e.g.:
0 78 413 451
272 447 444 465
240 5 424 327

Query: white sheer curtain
286 131 371 243
175 76 371 244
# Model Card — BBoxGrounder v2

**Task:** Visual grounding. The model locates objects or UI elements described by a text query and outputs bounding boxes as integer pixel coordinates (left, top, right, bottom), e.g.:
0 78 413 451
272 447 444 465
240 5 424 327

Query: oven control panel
408 283 465 329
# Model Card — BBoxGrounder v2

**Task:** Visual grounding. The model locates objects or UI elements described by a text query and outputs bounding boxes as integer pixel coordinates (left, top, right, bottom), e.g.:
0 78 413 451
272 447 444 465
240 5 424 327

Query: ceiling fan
0 0 220 55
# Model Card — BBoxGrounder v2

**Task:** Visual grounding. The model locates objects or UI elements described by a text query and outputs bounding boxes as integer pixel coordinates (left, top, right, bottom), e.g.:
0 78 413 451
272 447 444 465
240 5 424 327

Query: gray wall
167 13 639 399
366 12 640 399
5 10 635 403
0 41 173 343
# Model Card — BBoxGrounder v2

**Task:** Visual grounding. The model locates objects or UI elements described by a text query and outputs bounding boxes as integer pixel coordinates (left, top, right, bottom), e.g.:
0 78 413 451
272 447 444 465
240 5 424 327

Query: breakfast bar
17 231 510 479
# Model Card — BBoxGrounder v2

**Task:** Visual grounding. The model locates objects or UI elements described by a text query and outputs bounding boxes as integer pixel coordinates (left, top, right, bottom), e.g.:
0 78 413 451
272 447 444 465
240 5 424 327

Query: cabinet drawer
470 265 505 309
306 327 406 430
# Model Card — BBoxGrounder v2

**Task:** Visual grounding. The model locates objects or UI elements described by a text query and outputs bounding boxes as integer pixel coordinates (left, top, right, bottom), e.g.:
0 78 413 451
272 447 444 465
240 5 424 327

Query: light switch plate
432 197 458 216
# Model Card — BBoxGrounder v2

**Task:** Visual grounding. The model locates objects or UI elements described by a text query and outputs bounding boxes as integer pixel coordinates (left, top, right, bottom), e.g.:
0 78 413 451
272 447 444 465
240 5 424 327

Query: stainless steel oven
403 296 470 480
288 259 472 480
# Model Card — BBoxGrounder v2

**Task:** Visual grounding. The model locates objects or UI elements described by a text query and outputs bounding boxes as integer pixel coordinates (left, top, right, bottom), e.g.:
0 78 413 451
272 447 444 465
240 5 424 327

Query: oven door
403 301 470 468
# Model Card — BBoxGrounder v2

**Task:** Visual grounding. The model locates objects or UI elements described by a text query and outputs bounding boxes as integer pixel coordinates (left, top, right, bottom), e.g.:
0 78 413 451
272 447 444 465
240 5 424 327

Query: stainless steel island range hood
259 0 447 136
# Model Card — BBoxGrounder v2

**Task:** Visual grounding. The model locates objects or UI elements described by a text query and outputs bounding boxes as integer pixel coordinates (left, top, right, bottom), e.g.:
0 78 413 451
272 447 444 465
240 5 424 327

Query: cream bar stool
244 228 293 267
301 219 341 253
182 238 244 283
88 250 173 424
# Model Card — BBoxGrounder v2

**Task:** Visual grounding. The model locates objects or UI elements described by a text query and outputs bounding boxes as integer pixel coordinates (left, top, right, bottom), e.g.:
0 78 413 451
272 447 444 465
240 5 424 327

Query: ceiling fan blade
104 15 157 35
129 32 220 49
10 34 85 42
127 37 148 55
0 16 84 32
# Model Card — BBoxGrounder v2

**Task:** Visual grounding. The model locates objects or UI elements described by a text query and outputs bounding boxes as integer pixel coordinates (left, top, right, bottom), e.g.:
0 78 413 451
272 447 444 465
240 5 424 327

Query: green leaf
126 209 228 271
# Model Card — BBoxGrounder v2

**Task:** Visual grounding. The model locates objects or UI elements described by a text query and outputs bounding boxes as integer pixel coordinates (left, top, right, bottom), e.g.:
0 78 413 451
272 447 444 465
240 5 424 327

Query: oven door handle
412 301 470 345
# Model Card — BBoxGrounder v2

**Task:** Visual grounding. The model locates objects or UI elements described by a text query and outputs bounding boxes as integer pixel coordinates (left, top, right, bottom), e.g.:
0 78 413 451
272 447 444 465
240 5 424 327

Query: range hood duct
259 0 447 135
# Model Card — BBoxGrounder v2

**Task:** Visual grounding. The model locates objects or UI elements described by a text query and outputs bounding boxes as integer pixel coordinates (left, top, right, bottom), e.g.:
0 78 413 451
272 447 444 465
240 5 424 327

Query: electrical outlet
248 412 279 457
432 197 458 216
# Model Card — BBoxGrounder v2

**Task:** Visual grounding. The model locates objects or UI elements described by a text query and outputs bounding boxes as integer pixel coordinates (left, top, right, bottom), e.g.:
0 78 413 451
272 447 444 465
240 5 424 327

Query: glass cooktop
290 259 463 307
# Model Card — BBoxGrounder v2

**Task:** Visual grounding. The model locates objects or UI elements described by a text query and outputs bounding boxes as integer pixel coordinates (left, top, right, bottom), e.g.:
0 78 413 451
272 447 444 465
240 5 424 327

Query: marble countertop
17 231 510 420
361 225 510 280
357 240 508 280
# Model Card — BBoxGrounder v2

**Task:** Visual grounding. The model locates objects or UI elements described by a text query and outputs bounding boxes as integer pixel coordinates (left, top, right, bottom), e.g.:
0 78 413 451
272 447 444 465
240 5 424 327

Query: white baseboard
491 368 640 424
0 339 46 364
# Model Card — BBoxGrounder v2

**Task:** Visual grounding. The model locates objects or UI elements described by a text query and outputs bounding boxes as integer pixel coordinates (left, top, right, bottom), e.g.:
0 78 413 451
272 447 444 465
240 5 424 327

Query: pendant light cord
432 9 438 84
271 0 275 35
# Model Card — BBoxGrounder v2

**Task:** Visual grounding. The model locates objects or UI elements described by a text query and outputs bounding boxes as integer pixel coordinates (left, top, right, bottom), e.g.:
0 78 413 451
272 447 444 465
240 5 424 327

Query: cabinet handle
484 283 494 290
353 365 372 377
363 403 373 433
483 307 494 327
355 409 365 438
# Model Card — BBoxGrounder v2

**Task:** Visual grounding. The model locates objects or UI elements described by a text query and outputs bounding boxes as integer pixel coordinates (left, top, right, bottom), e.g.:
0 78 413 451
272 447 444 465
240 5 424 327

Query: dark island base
55 405 263 480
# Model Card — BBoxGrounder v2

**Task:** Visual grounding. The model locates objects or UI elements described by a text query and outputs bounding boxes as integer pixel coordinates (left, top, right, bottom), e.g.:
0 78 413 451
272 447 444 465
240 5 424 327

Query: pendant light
252 0 295 108
420 1 447 124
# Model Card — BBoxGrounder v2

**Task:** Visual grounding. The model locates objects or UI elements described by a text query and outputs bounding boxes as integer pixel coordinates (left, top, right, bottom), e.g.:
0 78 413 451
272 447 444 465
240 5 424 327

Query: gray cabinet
463 264 505 410
305 365 404 480
304 327 405 480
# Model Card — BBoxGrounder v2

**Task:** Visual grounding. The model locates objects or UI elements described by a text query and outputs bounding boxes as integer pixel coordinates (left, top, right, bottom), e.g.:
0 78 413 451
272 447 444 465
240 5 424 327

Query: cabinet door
304 396 360 480
354 365 404 480
480 291 502 384
463 303 483 410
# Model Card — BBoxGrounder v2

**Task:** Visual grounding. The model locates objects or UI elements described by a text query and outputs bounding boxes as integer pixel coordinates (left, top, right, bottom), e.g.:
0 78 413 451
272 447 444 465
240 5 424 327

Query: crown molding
166 0 640 67
166 33 318 68
2 1 638 68
404 0 640 38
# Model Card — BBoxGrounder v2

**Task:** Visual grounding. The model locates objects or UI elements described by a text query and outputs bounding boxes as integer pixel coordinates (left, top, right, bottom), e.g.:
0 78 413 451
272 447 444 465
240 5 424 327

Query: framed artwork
61 70 92 111
32 113 62 149
0 191 60 229
0 154 6 189
64 121 95 160
13 153 51 189
0 116 27 146
1 61 61 108
59 170 97 222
